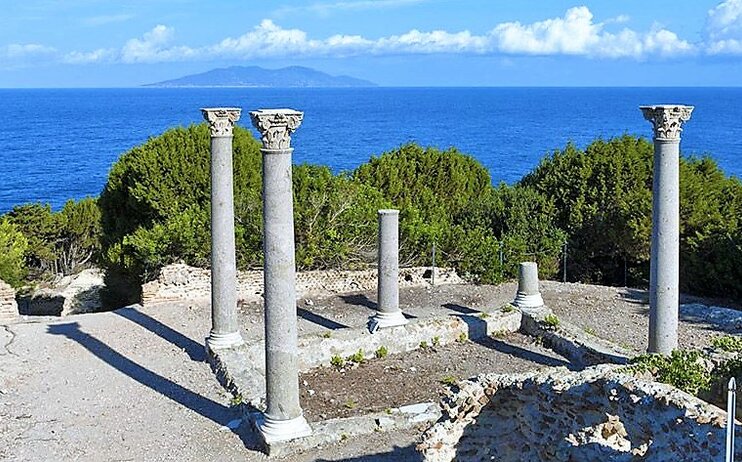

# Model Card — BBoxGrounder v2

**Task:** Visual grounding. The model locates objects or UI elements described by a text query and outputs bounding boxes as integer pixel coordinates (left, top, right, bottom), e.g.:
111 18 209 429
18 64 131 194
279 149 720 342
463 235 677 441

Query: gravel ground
1 280 738 461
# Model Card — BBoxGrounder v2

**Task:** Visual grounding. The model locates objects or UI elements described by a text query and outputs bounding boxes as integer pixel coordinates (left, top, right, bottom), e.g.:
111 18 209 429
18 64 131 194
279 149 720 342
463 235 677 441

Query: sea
1 87 740 214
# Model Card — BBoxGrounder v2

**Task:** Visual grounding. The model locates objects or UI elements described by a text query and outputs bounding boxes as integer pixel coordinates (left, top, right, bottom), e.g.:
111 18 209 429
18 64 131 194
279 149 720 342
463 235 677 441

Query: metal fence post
728 377 736 462
431 241 436 287
562 242 568 283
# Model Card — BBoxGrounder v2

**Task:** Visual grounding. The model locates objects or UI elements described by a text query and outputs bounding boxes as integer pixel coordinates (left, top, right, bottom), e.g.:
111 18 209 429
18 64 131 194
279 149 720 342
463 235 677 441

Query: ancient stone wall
418 365 738 462
142 263 463 306
18 269 104 317
0 279 18 322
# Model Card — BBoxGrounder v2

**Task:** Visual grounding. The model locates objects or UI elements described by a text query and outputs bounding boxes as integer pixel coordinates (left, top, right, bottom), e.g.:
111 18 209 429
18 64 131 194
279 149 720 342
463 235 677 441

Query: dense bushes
521 136 742 298
98 124 388 287
2 198 101 280
0 218 28 287
3 126 740 300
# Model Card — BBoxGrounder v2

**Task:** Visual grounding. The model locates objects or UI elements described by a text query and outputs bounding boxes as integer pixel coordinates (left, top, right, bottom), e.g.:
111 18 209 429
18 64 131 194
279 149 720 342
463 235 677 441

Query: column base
513 292 544 309
368 311 408 333
256 414 312 444
206 331 244 350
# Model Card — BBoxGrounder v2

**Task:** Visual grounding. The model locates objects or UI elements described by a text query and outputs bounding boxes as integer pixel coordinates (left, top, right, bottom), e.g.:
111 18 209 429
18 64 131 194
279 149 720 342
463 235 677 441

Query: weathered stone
370 209 407 330
202 107 244 350
419 364 739 462
20 269 104 316
0 279 18 322
513 262 544 309
142 263 463 306
641 105 693 354
251 108 311 443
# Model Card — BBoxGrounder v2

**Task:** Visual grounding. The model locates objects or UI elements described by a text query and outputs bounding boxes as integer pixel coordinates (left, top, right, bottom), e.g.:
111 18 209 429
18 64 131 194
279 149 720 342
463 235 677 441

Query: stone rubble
0 279 18 322
417 364 737 462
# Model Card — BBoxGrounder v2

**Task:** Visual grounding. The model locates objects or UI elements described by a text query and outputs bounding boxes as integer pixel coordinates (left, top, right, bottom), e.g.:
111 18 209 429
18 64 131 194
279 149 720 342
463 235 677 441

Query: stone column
370 209 407 331
513 262 544 309
201 108 244 351
250 109 311 443
640 105 693 355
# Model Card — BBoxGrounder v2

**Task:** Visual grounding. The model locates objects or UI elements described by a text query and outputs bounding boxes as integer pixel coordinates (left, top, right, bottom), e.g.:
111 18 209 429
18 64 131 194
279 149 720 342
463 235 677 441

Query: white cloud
5 5 725 66
491 7 694 59
2 43 56 59
121 25 198 63
707 0 742 54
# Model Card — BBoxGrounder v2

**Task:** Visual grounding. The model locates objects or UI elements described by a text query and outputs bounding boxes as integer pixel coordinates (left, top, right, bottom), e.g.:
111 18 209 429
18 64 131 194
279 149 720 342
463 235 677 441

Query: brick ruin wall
0 279 18 322
142 263 464 306
418 365 737 462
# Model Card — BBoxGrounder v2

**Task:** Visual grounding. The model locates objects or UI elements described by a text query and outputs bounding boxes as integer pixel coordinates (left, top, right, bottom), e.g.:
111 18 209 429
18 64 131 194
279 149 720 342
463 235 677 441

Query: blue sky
1 0 742 87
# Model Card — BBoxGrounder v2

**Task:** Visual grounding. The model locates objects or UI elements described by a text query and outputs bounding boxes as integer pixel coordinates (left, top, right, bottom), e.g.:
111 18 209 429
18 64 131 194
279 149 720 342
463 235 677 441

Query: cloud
707 0 742 54
1 43 56 59
491 7 694 59
121 25 198 63
63 48 116 64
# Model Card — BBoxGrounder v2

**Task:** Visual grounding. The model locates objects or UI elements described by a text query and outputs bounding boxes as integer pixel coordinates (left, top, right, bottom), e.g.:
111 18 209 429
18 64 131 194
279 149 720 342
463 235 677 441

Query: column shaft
378 210 399 313
649 139 680 354
202 108 243 350
262 148 302 421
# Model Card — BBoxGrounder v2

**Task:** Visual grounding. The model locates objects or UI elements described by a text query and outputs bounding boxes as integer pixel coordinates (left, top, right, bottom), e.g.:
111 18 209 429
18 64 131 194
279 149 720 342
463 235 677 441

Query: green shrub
543 314 560 328
375 345 389 358
346 349 365 364
99 124 263 285
4 198 101 277
629 350 712 395
711 335 742 353
330 355 345 367
0 218 28 287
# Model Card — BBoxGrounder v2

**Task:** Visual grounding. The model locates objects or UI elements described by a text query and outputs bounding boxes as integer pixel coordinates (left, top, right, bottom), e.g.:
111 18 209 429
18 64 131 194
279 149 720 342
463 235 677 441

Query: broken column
641 105 693 355
250 109 311 443
370 209 407 331
513 262 544 309
201 108 244 350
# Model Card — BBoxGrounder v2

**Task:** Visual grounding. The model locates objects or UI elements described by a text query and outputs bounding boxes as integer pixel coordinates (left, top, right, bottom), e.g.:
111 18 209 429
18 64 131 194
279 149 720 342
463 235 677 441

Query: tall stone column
201 108 244 350
370 209 407 331
250 109 311 443
640 105 693 355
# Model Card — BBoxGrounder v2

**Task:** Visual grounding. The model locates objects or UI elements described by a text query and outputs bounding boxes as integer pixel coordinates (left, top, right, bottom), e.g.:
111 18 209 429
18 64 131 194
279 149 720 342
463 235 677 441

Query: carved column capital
640 105 693 142
249 109 304 150
201 108 241 137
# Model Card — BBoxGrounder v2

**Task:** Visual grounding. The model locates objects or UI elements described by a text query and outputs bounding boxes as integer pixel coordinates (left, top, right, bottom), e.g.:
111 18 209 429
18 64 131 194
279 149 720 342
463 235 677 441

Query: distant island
145 65 376 88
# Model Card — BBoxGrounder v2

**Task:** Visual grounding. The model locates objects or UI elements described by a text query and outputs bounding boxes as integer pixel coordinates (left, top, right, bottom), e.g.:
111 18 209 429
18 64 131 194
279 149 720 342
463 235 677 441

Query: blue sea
1 87 741 213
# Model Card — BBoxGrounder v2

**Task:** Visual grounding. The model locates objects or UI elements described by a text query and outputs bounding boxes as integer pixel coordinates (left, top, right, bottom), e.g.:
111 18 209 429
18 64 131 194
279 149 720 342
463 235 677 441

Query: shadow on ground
47 322 262 452
315 444 420 461
114 307 206 361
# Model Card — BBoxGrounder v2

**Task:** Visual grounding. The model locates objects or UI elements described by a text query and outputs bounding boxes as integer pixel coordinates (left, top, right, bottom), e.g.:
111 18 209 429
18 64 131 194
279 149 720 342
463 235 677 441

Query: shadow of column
114 307 206 362
47 322 261 451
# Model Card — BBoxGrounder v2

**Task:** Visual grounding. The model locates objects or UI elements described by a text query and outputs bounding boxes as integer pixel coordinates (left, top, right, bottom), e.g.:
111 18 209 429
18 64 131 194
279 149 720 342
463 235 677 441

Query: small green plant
346 349 365 364
500 304 516 313
419 341 429 349
384 407 393 415
375 345 389 359
344 399 357 409
340 433 349 441
584 326 596 336
543 314 560 328
493 330 507 339
711 335 742 353
321 332 332 339
229 394 244 407
479 312 490 319
440 375 458 386
330 355 345 368
628 350 712 395
456 332 468 343
431 336 441 347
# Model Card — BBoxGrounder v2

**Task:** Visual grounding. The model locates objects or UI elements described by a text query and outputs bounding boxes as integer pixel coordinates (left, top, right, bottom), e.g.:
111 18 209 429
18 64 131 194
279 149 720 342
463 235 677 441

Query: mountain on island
145 65 376 88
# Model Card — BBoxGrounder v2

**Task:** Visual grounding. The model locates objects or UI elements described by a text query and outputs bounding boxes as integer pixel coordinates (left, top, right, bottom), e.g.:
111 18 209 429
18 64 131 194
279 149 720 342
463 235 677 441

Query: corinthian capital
201 108 241 137
249 109 303 150
640 105 693 141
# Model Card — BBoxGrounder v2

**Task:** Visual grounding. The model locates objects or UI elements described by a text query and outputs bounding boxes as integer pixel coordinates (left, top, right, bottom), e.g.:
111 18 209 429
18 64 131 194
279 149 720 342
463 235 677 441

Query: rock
0 279 18 322
21 269 105 316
